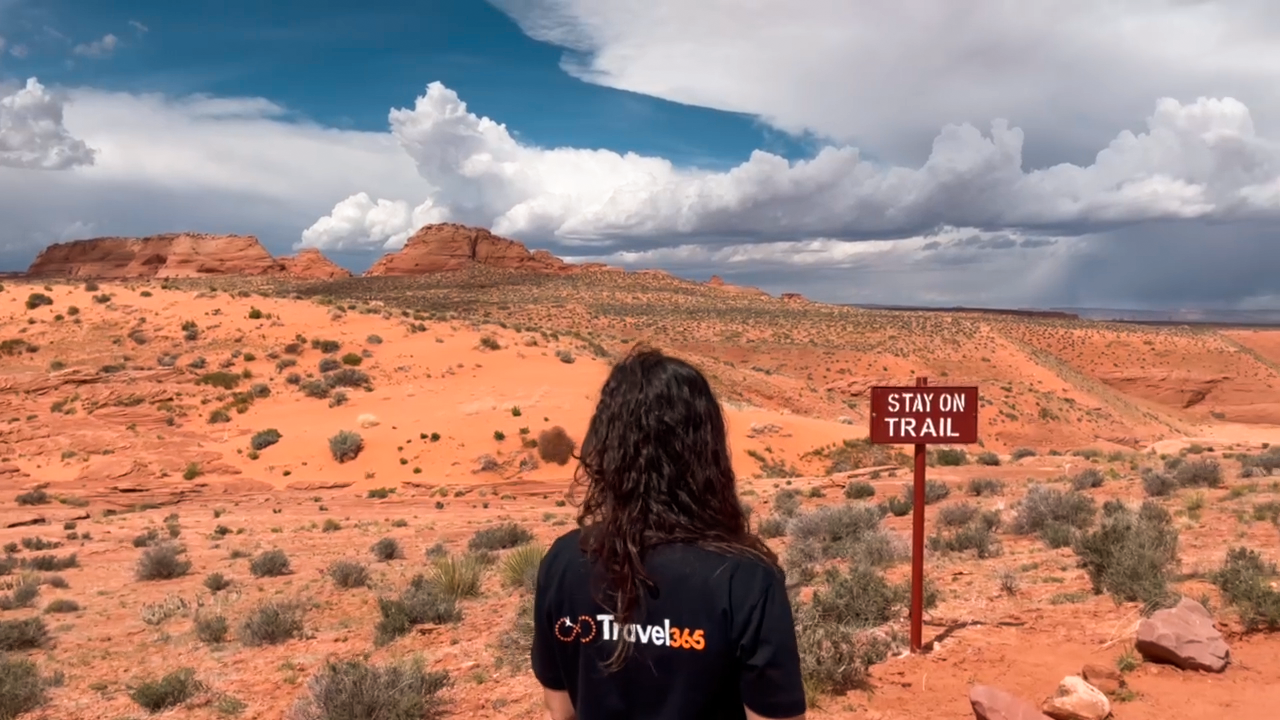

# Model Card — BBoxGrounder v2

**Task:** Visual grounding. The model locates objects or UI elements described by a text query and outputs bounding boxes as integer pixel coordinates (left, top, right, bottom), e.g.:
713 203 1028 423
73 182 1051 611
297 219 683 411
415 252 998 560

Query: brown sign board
868 386 979 444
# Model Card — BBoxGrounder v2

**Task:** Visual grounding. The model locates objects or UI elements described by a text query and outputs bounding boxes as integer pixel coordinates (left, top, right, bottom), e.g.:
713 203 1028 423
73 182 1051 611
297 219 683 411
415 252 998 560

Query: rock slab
364 223 571 276
1080 663 1123 695
25 233 349 279
1135 597 1230 672
969 685 1053 720
1041 676 1110 720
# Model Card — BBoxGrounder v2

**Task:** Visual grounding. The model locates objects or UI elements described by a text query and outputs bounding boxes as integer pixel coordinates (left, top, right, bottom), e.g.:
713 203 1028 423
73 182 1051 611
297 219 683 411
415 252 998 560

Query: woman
531 347 806 720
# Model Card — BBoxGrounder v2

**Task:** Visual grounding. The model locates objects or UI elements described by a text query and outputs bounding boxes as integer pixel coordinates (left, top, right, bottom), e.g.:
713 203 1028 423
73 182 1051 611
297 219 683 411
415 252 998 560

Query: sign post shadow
869 377 979 652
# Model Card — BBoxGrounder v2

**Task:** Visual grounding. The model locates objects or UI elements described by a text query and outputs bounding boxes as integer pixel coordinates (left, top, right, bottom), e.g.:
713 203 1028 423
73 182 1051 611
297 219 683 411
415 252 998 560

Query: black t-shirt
531 529 806 720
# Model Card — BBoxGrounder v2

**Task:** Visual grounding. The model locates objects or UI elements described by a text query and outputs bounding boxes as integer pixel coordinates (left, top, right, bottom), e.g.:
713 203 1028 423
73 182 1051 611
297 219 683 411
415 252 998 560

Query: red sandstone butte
363 223 572 276
706 275 768 296
274 248 353 279
25 233 345 279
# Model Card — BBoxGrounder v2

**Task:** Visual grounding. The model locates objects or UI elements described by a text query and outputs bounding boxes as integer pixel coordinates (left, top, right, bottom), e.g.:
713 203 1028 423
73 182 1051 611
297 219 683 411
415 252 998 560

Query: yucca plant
500 545 546 593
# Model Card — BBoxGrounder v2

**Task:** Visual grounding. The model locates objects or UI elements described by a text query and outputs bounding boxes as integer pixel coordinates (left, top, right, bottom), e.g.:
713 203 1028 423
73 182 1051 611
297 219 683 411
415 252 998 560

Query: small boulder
1081 663 1123 695
1135 597 1230 672
1041 676 1110 720
969 685 1052 720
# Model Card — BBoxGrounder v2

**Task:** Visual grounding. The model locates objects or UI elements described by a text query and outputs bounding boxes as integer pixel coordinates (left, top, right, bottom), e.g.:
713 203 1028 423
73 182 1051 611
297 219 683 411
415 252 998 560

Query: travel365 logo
556 615 704 651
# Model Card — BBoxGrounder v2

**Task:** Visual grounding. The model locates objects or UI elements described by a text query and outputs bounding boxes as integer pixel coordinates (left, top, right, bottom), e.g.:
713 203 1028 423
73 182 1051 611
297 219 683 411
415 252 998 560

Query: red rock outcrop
273 248 352 279
26 233 351 280
781 292 809 303
706 275 768 296
26 233 281 278
364 224 571 276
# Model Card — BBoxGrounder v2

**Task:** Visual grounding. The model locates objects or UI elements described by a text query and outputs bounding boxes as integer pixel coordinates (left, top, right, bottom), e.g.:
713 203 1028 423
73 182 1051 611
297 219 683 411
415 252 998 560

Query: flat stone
1136 597 1230 672
1041 676 1111 720
970 685 1053 720
1081 663 1123 695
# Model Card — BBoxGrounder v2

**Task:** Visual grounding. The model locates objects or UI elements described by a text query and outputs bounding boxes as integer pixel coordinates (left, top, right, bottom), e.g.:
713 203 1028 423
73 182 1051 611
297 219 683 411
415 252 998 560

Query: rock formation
25 233 349 280
705 275 768 296
1135 597 1230 672
969 685 1052 720
273 248 352 279
364 223 571 276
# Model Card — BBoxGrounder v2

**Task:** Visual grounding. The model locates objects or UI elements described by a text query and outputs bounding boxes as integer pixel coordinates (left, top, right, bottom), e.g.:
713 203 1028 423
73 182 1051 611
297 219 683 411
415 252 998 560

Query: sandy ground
0 276 1278 719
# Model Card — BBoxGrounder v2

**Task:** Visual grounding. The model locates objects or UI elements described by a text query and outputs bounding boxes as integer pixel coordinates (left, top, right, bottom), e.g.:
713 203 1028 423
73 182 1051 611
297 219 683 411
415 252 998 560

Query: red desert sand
0 223 1277 718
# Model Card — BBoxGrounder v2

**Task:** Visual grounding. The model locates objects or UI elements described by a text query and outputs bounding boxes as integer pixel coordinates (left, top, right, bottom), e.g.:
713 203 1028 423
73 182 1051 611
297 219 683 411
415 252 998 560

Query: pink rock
969 685 1053 720
1135 597 1230 672
1041 676 1111 720
1081 663 1123 695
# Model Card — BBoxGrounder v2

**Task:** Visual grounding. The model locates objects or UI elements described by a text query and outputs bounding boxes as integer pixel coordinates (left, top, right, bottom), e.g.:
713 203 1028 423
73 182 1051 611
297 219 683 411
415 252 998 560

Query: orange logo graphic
554 615 598 643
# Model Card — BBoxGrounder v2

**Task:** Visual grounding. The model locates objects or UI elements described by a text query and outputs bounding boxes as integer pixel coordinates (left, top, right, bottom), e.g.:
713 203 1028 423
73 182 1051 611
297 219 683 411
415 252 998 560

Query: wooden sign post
869 378 979 652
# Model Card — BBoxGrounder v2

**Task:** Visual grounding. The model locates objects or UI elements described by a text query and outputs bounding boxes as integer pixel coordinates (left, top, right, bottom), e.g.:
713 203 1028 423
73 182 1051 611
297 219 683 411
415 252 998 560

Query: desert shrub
1174 458 1222 488
324 368 371 389
844 481 875 500
787 505 900 568
203 572 231 593
1211 547 1280 631
1010 447 1037 461
249 549 291 578
318 357 341 373
425 554 485 600
129 668 203 712
1010 485 1096 536
884 495 911 517
929 513 1003 559
195 613 229 643
817 438 908 474
328 560 369 589
0 579 39 611
366 334 383 344
468 523 533 552
24 293 52 310
773 489 802 518
758 515 788 539
197 371 240 389
341 352 363 366
1141 468 1178 497
375 577 461 645
810 563 913 628
938 502 979 527
136 544 192 581
794 603 892 697
251 428 281 451
312 339 341 353
207 408 231 424
251 382 270 398
328 430 363 463
931 448 967 466
536 426 575 465
500 545 545 593
966 478 1004 497
1073 500 1179 607
0 618 48 651
14 489 49 506
975 451 1000 466
1070 468 1105 491
132 528 160 548
494 598 535 673
1239 448 1280 477
371 537 402 562
20 554 77 572
0 654 48 718
240 600 305 646
903 479 950 505
43 598 79 614
290 658 449 720
301 379 330 398
20 537 59 552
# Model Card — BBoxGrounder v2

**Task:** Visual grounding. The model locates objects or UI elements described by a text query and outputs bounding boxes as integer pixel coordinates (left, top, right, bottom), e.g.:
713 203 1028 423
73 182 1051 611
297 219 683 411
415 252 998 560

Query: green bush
136 544 192 581
195 614 229 643
468 523 533 552
844 481 875 500
1211 547 1280 631
375 577 461 645
251 428 282 451
0 654 48 718
903 479 950 505
773 489 802 518
1141 468 1177 497
239 600 305 646
966 478 1004 497
931 448 967 466
975 451 1000 466
341 352 363 366
249 549 291 578
1070 468 1105 491
371 537 402 562
327 560 369 589
0 618 48 651
196 371 240 390
129 668 203 712
1010 447 1037 461
289 658 449 720
328 430 363 463
1010 485 1096 536
500 545 545 593
1073 501 1179 607
1175 458 1222 488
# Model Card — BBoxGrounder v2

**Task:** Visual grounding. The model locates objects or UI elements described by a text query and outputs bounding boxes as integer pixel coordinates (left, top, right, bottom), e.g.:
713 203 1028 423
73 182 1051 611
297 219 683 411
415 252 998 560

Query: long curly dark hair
572 345 779 670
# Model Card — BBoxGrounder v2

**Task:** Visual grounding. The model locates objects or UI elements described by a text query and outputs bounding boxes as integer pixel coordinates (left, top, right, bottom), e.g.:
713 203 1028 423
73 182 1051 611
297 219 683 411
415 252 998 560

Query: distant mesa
25 233 350 280
781 292 809 303
705 274 768 297
364 223 577 276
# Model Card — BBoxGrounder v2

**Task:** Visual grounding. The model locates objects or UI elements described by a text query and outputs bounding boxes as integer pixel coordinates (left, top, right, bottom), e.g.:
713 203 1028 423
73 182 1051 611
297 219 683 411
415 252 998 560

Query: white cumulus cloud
72 33 119 59
0 78 97 170
300 82 1280 253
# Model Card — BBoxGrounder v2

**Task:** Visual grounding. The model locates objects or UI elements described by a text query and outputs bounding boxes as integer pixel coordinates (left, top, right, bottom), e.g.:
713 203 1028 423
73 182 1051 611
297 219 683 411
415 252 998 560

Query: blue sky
0 0 812 168
1 0 1278 310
